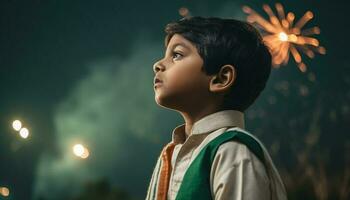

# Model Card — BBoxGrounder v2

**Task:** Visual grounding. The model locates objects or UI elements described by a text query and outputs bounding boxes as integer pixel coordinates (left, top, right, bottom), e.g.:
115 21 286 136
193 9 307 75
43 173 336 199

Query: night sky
1 0 349 199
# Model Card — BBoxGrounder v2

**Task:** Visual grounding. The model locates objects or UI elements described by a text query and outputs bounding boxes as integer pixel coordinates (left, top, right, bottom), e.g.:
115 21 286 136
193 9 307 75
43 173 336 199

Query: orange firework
243 3 326 72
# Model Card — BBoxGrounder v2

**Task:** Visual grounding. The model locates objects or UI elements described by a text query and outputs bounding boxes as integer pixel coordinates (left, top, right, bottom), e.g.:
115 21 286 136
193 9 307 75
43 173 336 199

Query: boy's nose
153 60 165 73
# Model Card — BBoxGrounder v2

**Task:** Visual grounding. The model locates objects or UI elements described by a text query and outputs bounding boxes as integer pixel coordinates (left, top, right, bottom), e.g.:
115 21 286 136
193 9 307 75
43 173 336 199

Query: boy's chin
154 95 181 111
155 96 169 108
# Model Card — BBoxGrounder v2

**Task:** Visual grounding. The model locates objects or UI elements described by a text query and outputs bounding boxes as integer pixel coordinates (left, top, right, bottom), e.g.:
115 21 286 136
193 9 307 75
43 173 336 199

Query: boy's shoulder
209 127 270 188
212 127 267 165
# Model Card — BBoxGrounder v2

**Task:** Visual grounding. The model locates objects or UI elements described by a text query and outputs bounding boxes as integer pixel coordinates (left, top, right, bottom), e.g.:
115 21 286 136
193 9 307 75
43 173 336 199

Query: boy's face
153 34 212 111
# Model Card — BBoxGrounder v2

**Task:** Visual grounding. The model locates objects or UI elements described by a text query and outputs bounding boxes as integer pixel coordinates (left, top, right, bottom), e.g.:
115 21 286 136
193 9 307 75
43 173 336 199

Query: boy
146 16 287 200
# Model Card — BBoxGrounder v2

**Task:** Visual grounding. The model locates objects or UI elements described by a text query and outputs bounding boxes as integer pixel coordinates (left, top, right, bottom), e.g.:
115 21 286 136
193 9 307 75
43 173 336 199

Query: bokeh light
19 128 29 139
0 187 10 197
178 7 191 18
73 144 89 159
12 120 22 131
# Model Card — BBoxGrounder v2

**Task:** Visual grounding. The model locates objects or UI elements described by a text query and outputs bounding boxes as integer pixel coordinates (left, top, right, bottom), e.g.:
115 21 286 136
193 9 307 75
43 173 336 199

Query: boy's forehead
166 34 193 50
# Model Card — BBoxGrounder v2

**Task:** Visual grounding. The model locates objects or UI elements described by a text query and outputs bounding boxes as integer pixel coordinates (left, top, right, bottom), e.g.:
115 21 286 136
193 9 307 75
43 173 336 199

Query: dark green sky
0 0 349 199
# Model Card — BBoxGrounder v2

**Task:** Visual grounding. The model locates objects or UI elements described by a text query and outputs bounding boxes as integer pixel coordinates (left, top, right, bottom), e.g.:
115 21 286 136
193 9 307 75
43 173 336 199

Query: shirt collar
172 109 245 144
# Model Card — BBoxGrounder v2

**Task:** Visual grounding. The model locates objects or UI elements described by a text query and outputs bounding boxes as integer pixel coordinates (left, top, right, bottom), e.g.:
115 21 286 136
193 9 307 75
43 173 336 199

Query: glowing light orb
0 187 10 197
73 144 90 159
12 120 22 131
73 144 84 157
19 128 29 139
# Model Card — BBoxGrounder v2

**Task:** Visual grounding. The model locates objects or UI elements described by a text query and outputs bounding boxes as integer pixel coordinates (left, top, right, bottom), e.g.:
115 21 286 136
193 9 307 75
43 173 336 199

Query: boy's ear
209 64 236 94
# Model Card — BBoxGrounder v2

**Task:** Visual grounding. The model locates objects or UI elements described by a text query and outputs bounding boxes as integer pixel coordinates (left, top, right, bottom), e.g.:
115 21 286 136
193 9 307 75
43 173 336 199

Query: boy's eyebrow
166 42 191 51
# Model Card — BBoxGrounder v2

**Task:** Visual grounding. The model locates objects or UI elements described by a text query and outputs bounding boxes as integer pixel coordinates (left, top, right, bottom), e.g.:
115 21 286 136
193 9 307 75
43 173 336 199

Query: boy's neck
180 105 224 139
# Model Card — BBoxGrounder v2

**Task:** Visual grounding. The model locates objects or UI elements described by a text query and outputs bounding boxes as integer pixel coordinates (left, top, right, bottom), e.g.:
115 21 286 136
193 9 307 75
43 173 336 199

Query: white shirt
166 110 287 200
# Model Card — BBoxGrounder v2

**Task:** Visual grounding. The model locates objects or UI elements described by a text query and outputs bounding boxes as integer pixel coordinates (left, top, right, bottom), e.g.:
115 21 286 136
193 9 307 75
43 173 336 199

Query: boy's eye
172 51 183 60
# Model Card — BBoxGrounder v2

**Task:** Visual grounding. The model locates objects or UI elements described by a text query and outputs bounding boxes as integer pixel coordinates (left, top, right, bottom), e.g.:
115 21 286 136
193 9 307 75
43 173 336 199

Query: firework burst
243 3 326 72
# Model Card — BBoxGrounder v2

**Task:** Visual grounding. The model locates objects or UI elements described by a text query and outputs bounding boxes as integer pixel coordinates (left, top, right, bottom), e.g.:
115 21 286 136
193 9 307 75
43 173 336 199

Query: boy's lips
154 77 163 88
154 76 163 84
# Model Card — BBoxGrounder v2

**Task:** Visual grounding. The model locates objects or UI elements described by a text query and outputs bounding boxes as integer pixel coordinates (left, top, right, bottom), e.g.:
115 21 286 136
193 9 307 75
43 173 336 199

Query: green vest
175 130 265 200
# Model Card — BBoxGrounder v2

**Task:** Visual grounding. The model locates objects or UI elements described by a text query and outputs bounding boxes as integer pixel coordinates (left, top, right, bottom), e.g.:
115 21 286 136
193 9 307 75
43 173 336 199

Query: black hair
164 16 272 112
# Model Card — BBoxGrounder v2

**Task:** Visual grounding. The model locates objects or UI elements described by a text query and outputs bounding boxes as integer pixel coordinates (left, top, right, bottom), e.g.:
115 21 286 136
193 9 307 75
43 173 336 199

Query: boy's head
153 16 271 112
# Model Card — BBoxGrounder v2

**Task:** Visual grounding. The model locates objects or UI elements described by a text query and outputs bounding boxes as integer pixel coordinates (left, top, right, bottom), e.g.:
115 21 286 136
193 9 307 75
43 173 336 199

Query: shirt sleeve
210 140 271 200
